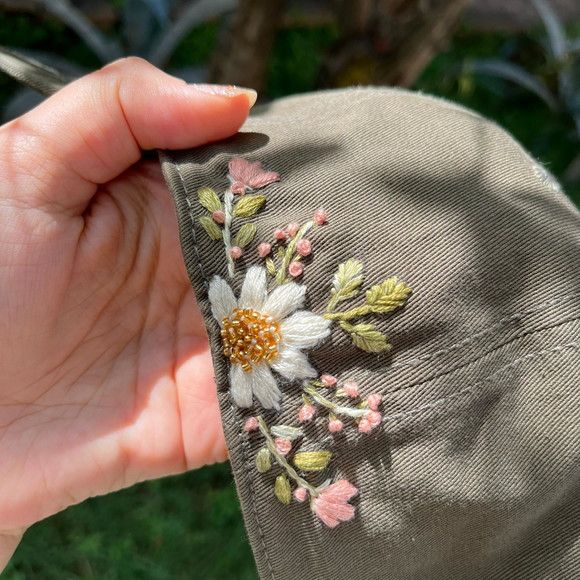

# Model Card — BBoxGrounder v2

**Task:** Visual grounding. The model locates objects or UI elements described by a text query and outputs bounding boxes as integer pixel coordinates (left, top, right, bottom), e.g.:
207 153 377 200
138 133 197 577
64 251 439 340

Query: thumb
0 57 255 215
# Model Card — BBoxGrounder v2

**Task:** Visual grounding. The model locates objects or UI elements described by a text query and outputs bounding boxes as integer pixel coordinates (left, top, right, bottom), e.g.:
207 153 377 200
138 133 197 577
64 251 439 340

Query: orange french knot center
221 308 281 372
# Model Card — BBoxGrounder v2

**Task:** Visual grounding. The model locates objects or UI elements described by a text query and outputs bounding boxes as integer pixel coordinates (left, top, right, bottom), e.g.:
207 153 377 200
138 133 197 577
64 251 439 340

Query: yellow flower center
221 308 281 372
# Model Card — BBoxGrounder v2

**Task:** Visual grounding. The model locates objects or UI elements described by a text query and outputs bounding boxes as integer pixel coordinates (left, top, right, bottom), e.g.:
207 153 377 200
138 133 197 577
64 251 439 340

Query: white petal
280 311 331 349
239 266 267 310
208 276 237 326
271 347 317 381
251 364 282 410
229 364 253 408
263 283 306 320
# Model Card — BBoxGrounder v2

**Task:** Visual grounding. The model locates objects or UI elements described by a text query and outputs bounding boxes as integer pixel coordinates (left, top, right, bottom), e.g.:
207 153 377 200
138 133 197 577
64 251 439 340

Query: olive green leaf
340 322 391 353
265 257 277 276
274 474 292 505
233 194 266 217
365 277 412 313
198 216 222 240
293 451 333 472
270 425 303 441
328 259 364 310
234 223 257 248
256 448 272 473
197 187 222 213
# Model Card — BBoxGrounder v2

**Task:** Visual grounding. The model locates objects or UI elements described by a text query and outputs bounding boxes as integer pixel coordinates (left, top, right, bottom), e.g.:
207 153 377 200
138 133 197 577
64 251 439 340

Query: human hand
0 58 254 566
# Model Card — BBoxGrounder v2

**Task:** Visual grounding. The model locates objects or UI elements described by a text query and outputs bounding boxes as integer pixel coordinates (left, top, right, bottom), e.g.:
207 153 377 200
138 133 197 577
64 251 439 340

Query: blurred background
1 0 578 578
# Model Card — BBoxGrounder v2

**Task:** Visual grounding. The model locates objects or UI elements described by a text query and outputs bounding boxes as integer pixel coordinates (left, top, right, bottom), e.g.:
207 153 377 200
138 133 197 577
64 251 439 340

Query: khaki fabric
160 88 580 580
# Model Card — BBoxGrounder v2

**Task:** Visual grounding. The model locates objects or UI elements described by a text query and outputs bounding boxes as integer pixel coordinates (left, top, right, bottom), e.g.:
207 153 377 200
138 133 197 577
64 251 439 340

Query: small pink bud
230 246 243 260
328 419 344 433
274 228 287 241
275 437 292 456
320 374 337 387
343 380 359 398
243 417 259 432
212 210 225 224
298 403 316 423
257 242 272 258
367 394 383 411
293 487 308 502
313 208 327 225
367 411 382 428
288 261 304 278
296 238 312 257
286 222 300 237
358 418 372 433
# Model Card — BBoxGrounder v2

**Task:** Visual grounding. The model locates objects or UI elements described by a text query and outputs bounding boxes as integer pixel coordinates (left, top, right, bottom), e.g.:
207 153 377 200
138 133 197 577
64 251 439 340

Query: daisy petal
229 365 253 408
280 311 331 349
263 283 306 320
271 346 317 380
250 364 282 410
239 266 267 310
208 276 236 326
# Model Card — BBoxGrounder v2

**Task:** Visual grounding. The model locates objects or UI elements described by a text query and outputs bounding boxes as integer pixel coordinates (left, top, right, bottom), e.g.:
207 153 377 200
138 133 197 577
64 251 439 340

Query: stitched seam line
385 341 580 425
171 158 275 580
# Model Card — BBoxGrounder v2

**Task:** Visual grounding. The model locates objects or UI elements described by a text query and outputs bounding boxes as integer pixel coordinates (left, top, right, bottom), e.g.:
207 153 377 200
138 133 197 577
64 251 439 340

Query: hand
0 57 254 566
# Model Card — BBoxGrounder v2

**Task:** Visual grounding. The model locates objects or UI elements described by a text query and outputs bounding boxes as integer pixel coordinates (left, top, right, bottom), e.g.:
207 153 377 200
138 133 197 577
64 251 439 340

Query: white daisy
208 266 331 410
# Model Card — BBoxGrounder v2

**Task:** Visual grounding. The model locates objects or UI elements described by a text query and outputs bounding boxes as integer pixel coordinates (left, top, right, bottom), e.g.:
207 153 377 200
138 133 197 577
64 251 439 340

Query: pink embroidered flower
288 262 304 278
328 418 344 433
312 480 358 528
230 246 243 260
257 242 272 258
294 487 308 502
313 208 328 225
298 403 316 423
296 238 312 257
358 418 372 433
275 437 292 456
212 210 225 224
367 411 382 428
343 380 359 398
286 222 300 237
243 417 259 432
367 394 382 411
274 228 288 241
320 374 337 387
228 157 280 195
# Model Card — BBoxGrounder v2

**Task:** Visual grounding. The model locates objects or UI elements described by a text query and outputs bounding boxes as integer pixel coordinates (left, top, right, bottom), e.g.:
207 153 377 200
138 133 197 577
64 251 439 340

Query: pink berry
275 437 292 456
358 418 372 434
296 238 312 257
212 210 225 224
298 403 316 423
257 242 272 258
286 222 300 237
320 374 337 387
293 487 308 502
343 380 359 398
288 261 304 278
328 419 344 433
243 417 259 432
230 246 243 259
367 394 383 411
367 411 382 428
274 228 287 241
313 208 327 225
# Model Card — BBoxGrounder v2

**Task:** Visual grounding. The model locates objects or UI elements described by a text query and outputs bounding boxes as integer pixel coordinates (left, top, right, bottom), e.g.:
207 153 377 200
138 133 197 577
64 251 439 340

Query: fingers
0 57 255 215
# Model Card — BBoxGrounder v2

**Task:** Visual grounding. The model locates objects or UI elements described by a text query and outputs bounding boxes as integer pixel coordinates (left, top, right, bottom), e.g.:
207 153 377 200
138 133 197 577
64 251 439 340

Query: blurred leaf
531 0 568 60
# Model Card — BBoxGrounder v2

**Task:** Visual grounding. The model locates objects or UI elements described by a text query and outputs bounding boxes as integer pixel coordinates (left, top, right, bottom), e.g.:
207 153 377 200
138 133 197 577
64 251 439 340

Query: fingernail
191 83 258 108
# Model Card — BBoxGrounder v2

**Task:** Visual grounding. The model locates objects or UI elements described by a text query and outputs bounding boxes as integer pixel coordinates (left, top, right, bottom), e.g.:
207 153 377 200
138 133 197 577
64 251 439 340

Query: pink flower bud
298 403 316 423
320 374 337 387
296 238 312 256
343 380 359 398
293 487 308 502
286 222 300 237
358 418 372 433
288 261 304 278
367 411 382 428
367 394 383 411
257 242 272 258
230 246 243 259
328 419 344 433
274 228 287 241
212 210 225 224
243 417 259 432
313 208 327 225
275 437 292 456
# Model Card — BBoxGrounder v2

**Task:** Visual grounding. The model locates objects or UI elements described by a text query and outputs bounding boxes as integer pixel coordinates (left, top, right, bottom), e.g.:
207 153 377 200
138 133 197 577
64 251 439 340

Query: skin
0 57 254 569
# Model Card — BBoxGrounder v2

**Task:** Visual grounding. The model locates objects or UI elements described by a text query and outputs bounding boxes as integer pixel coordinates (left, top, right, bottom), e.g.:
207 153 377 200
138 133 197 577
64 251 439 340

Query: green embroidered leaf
275 246 286 260
233 194 266 217
256 448 272 473
198 216 222 240
234 223 257 248
274 475 292 505
365 277 412 313
271 425 303 441
341 322 391 353
293 451 333 472
330 259 364 304
197 187 222 212
265 257 277 277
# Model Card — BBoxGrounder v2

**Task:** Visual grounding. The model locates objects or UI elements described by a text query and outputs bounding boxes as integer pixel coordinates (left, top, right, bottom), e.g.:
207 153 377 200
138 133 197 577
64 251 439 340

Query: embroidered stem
257 416 318 496
303 384 368 419
223 189 235 278
323 304 379 321
275 221 314 285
